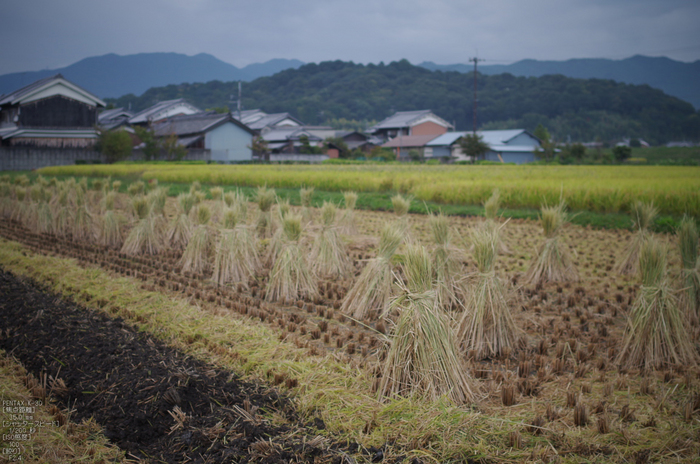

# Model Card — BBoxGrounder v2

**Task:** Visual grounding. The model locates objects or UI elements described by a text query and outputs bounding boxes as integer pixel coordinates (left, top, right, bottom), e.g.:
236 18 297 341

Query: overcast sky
1 0 698 75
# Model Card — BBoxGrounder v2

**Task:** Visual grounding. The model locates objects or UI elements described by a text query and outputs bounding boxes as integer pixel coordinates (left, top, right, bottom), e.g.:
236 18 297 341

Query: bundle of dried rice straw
458 224 520 359
341 222 403 320
377 244 476 405
617 237 698 370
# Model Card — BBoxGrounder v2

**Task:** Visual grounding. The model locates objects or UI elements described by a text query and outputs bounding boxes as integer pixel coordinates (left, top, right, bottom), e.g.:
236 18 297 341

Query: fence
0 147 211 171
0 147 103 171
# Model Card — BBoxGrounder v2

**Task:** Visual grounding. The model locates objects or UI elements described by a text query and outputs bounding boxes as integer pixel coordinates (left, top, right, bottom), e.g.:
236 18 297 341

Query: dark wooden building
0 74 105 148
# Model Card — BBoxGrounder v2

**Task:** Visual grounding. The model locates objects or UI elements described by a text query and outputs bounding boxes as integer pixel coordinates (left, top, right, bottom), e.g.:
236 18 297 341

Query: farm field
37 163 700 218
0 174 699 463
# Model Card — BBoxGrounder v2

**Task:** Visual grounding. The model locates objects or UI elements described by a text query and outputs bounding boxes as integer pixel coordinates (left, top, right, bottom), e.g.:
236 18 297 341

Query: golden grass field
37 164 700 217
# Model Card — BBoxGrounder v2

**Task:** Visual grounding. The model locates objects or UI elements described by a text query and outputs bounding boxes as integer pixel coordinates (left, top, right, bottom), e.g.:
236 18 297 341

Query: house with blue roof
425 129 541 164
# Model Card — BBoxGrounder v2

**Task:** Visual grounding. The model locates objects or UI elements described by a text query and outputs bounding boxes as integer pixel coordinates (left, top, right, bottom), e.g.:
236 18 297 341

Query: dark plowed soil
0 269 365 463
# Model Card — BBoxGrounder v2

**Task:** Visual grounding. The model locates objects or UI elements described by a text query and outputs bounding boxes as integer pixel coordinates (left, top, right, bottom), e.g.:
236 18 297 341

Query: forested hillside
420 55 700 110
106 60 700 144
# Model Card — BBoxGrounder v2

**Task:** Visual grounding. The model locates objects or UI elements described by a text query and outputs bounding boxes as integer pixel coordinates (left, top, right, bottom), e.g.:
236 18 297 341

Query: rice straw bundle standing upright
677 217 700 321
193 190 207 203
255 186 276 238
96 192 125 248
265 214 317 302
429 213 464 311
338 191 358 235
341 222 403 321
224 191 235 208
484 188 500 221
617 237 698 370
167 192 196 251
52 186 72 237
0 181 12 219
179 205 214 274
391 193 413 237
392 194 410 216
266 197 293 265
276 197 291 220
228 189 248 219
223 190 248 213
458 225 520 359
35 187 54 235
209 186 224 221
121 196 166 255
300 187 314 224
146 187 168 217
89 178 105 206
483 188 510 254
525 199 579 284
22 184 43 231
127 180 145 197
11 187 28 223
377 245 476 405
212 205 259 287
34 175 49 188
71 187 93 242
14 174 30 187
310 201 351 279
210 186 223 201
615 201 658 275
77 177 88 194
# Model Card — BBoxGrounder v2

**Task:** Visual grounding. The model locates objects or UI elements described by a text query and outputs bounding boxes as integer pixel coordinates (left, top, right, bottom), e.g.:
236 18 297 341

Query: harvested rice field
0 176 699 463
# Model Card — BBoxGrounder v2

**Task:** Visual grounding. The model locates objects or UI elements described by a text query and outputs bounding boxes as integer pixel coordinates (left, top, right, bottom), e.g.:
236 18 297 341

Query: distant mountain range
0 53 305 99
419 55 700 109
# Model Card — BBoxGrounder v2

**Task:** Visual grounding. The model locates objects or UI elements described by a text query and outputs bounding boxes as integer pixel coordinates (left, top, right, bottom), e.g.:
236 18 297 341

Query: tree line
106 60 700 145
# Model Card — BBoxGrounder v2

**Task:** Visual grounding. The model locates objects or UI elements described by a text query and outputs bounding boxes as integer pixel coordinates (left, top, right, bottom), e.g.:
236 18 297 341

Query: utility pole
469 57 483 134
230 82 243 120
237 81 242 121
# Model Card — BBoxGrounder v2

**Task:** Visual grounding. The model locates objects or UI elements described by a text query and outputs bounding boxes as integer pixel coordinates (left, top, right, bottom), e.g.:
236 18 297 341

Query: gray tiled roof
245 112 303 130
369 110 433 131
129 99 202 124
152 112 252 137
236 109 267 125
261 127 322 142
0 74 63 105
0 74 105 107
98 107 134 122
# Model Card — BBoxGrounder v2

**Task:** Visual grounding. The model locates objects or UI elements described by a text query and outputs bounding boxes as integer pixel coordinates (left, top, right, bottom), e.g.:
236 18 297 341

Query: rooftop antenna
469 56 483 134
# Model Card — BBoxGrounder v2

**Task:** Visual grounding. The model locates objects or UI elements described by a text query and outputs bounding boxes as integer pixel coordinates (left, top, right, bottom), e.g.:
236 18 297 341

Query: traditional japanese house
0 74 105 148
